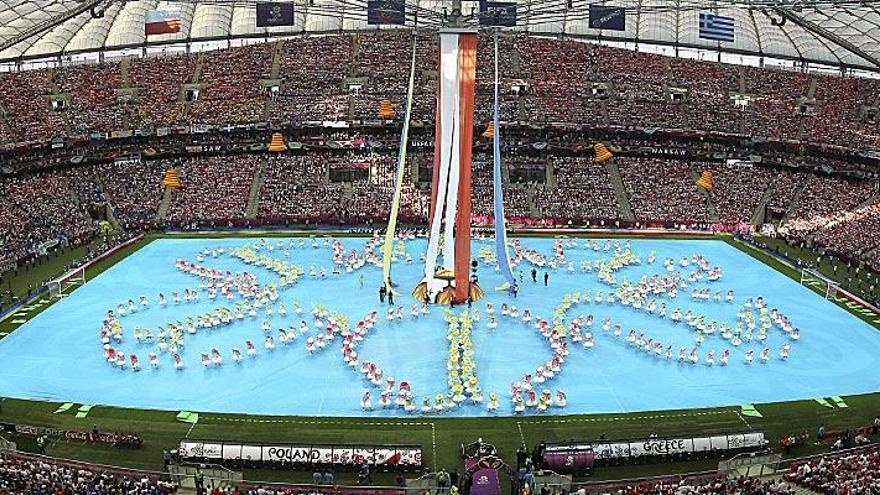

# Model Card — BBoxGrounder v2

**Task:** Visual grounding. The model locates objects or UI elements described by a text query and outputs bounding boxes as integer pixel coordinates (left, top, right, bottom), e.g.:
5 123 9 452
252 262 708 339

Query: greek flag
699 13 734 42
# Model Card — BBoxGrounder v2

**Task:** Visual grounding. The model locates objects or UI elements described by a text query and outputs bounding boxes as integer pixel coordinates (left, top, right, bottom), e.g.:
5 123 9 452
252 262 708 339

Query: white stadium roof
2 0 880 70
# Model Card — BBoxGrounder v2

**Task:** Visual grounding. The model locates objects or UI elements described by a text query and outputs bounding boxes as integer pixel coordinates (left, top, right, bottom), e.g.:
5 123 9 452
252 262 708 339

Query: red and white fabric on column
424 30 477 304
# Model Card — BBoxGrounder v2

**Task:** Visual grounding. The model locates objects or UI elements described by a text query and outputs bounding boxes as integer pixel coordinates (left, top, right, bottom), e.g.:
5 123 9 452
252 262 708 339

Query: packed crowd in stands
708 165 774 225
535 156 619 222
270 36 353 124
618 158 709 225
129 54 197 129
167 155 260 226
669 58 741 134
188 44 274 125
517 37 602 126
470 154 533 219
2 145 879 283
0 452 178 494
582 475 795 495
1 32 879 148
742 68 809 140
0 31 878 299
0 172 95 268
785 445 880 494
258 154 346 223
56 63 127 134
803 74 880 151
4 442 880 495
3 444 880 495
98 161 166 229
350 33 436 122
0 68 66 143
786 173 874 227
598 46 686 131
795 201 880 259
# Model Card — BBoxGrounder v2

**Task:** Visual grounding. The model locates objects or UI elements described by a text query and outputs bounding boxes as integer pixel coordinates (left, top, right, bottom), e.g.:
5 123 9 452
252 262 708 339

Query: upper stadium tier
2 0 880 70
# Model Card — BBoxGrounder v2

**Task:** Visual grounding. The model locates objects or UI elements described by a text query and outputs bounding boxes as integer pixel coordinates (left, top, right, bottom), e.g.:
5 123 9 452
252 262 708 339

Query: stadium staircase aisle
269 41 285 79
737 66 748 134
796 77 819 140
761 475 822 495
191 53 207 86
93 172 124 230
790 485 822 495
178 53 206 122
806 194 879 243
120 59 131 87
604 160 636 221
691 170 719 222
545 161 557 188
47 74 73 134
351 33 361 62
245 159 268 219
781 186 806 223
750 181 776 225
157 187 175 222
0 102 15 139
341 180 354 203
852 191 879 210
262 41 286 121
705 193 720 223
526 184 540 218
510 40 521 73
599 98 611 125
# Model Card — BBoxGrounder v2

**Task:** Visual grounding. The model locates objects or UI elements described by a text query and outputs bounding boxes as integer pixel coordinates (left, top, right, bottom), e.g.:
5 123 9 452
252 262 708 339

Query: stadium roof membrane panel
1 0 880 70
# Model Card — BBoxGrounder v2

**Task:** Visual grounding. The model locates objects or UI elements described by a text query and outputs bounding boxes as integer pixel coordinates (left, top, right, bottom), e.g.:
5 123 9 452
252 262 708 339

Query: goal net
799 267 838 300
47 266 86 299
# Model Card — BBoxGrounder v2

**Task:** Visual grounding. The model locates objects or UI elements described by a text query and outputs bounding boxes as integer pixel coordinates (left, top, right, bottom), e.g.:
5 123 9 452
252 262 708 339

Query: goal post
799 267 838 300
48 266 87 299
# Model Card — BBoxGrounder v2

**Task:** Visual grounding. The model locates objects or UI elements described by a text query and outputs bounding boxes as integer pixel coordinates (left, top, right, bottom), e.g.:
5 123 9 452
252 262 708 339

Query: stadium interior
1 0 880 494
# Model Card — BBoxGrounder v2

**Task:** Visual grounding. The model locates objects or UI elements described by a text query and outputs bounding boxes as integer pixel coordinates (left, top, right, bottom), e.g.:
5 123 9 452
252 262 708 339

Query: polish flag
145 10 182 35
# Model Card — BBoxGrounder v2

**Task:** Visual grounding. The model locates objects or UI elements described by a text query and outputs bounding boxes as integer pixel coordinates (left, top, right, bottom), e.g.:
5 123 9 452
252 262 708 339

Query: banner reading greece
256 3 295 27
588 5 626 31
491 32 517 291
381 38 418 290
479 1 517 27
367 0 406 25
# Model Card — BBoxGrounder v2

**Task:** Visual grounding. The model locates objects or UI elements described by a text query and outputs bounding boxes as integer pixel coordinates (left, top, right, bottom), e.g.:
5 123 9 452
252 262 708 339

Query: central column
416 28 481 305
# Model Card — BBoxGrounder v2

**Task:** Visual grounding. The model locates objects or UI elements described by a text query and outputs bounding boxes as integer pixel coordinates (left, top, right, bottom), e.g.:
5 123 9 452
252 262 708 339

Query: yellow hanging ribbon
382 33 418 291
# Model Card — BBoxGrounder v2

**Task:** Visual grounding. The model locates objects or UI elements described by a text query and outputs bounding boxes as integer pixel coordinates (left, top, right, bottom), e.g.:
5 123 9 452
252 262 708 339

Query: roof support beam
0 0 106 55
773 7 880 69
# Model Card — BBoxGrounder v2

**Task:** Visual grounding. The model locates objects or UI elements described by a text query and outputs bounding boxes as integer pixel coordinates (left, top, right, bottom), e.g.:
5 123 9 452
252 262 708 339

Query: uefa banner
479 1 517 27
588 5 626 31
179 439 422 468
367 0 406 25
256 2 295 27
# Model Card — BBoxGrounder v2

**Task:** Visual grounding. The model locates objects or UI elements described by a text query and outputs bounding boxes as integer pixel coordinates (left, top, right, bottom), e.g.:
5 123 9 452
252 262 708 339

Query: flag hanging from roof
145 10 181 36
699 13 734 42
